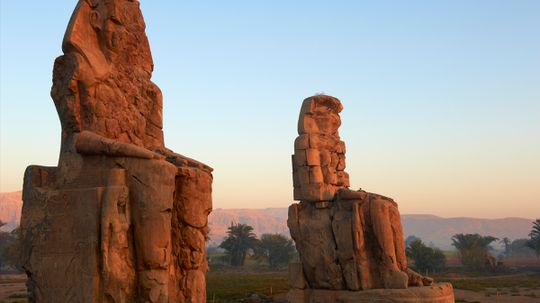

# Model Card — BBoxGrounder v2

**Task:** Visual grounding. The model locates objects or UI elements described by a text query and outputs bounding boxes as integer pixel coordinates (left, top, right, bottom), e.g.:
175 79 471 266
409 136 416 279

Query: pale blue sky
1 1 539 217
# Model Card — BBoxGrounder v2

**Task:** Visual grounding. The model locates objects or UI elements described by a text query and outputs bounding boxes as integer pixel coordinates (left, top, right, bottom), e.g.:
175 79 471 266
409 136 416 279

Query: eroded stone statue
287 95 455 302
19 1 212 302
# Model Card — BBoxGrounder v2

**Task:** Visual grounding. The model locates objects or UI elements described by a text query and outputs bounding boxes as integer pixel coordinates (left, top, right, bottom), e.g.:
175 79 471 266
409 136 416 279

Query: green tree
255 234 295 269
0 220 8 268
0 221 20 270
405 235 421 247
500 237 511 256
451 233 498 271
406 239 446 273
526 219 540 257
219 223 258 266
508 239 536 258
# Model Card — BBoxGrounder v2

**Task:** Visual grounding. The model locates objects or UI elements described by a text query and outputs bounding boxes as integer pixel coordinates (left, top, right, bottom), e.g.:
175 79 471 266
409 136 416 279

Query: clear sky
1 1 539 218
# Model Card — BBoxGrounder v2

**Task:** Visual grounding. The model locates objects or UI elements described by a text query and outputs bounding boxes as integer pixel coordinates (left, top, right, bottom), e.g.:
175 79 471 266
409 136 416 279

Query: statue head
62 0 152 83
298 95 343 136
293 95 349 202
53 0 163 150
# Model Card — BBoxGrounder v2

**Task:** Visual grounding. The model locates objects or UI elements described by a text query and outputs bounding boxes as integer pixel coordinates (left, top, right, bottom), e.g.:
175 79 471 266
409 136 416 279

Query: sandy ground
0 274 26 302
454 288 540 303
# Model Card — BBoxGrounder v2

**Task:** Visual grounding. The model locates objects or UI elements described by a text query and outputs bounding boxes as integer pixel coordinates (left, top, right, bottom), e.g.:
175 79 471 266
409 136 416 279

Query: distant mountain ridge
208 209 534 250
208 208 289 246
0 191 22 231
1 191 534 250
400 214 534 250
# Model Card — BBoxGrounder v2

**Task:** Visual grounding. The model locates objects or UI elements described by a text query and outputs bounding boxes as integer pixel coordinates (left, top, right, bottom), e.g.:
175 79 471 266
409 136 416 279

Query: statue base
288 283 455 303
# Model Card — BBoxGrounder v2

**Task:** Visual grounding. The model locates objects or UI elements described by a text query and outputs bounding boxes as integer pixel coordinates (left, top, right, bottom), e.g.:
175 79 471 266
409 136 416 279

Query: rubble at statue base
19 1 212 302
287 95 455 303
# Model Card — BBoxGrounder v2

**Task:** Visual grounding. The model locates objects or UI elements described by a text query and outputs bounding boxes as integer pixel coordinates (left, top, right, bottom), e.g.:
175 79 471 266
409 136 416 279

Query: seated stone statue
19 1 212 302
288 95 432 291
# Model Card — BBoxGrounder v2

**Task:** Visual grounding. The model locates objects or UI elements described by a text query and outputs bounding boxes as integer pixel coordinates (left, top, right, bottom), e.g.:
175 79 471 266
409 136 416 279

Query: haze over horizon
1 1 539 218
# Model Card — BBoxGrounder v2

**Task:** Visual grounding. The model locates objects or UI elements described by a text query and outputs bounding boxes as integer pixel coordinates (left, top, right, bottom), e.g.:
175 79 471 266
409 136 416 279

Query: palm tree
451 233 498 271
526 219 540 257
256 234 295 269
406 239 446 273
219 223 259 266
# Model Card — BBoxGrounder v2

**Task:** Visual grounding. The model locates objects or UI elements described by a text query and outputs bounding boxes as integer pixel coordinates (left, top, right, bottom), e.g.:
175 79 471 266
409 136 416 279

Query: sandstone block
337 154 346 171
305 149 320 166
292 151 306 171
176 167 213 228
288 262 307 290
337 171 350 187
186 270 206 303
337 188 367 200
294 184 336 202
294 134 310 150
292 171 300 188
319 149 331 166
309 133 340 150
337 140 346 154
298 113 319 134
296 166 310 186
322 166 338 184
20 178 107 302
310 166 324 184
287 202 344 289
312 112 341 135
314 201 331 209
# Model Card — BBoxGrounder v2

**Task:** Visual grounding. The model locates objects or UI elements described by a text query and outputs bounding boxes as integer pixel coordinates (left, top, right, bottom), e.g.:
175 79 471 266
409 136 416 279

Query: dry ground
454 288 540 303
437 272 540 303
0 274 26 303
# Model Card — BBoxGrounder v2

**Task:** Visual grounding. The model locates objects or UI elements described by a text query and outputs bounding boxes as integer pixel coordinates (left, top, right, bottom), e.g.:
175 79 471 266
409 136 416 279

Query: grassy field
3 267 540 303
207 270 288 302
438 273 540 292
0 270 290 303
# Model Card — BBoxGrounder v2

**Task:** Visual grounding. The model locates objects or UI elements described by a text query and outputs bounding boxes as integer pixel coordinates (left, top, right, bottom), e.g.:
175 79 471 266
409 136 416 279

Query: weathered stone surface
288 262 307 290
288 283 455 303
288 203 344 289
292 96 349 202
288 191 413 291
19 1 212 302
53 0 163 150
288 96 451 300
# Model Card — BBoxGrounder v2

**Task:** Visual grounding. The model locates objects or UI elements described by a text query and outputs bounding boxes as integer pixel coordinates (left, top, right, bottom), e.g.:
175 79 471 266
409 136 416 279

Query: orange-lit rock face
20 1 212 302
53 0 163 149
292 95 349 202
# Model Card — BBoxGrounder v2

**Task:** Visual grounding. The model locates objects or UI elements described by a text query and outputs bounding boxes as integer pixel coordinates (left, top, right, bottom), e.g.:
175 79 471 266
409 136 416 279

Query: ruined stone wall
19 1 212 302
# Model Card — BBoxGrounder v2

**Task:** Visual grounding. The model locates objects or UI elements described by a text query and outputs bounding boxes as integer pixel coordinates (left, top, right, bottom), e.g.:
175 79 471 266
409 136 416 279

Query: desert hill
0 191 22 231
1 191 534 250
400 214 534 250
208 208 289 246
